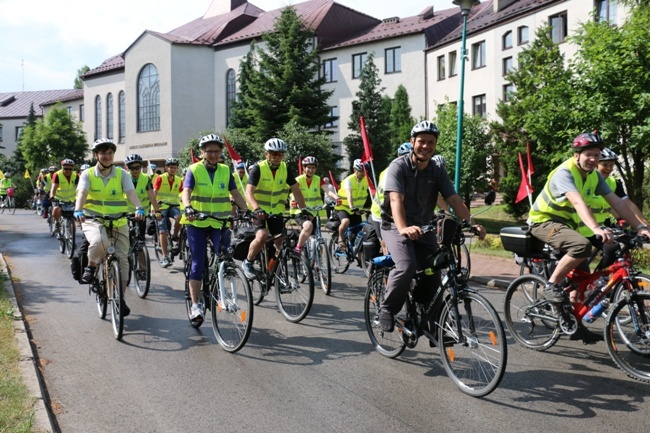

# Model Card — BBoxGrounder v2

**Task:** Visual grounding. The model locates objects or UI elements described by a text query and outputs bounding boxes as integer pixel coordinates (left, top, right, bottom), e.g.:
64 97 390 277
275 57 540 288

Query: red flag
515 152 533 203
222 135 242 163
298 155 303 174
363 163 376 197
359 116 373 163
328 170 339 190
526 142 534 177
190 148 199 163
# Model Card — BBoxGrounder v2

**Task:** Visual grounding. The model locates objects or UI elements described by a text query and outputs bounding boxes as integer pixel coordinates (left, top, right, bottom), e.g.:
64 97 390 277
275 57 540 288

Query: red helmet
572 132 603 152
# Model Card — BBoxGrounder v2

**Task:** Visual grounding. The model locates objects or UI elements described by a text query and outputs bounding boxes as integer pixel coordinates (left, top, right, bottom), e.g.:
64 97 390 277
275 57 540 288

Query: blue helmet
235 162 246 170
397 142 412 156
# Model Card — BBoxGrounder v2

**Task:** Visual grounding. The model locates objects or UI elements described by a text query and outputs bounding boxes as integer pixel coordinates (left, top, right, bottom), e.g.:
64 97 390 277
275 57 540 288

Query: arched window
226 69 236 126
106 93 114 139
94 95 102 140
118 91 126 143
137 64 160 132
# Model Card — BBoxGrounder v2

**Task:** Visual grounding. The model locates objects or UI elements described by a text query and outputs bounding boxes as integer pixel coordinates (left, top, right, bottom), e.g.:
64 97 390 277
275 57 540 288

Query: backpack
70 237 89 284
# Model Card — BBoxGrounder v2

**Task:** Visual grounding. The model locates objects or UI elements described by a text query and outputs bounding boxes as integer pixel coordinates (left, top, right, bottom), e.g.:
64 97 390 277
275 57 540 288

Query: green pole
454 12 469 193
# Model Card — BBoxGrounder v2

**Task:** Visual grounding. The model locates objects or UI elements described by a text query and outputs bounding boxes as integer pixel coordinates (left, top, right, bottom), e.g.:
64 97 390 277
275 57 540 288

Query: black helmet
410 121 440 138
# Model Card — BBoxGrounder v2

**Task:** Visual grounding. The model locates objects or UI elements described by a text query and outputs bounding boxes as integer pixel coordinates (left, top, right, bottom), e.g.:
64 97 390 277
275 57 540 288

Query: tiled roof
41 89 84 106
84 54 125 78
0 90 79 118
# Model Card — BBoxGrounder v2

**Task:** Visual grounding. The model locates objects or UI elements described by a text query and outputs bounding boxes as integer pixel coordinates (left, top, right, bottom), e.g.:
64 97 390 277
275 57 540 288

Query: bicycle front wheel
275 251 314 323
132 243 151 298
48 215 56 237
364 267 406 358
315 239 332 295
8 197 16 214
249 254 267 305
438 291 507 397
95 264 107 319
605 292 650 383
58 226 66 254
328 234 350 274
503 274 561 351
211 263 253 353
107 258 124 340
65 218 76 259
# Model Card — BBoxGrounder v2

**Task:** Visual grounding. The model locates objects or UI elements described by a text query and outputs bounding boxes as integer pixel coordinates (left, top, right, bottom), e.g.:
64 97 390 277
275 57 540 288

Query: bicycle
0 188 16 214
301 203 333 295
152 202 181 267
364 217 507 397
243 213 315 323
183 213 253 353
55 201 77 259
503 227 650 382
328 209 372 277
126 215 151 298
83 213 130 341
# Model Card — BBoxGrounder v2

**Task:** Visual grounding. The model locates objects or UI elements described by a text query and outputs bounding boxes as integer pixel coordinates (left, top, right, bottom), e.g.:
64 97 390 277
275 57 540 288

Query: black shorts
254 214 284 236
337 210 361 227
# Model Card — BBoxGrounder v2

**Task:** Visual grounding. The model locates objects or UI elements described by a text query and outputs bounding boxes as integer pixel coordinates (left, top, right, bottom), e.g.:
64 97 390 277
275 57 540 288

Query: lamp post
452 0 480 193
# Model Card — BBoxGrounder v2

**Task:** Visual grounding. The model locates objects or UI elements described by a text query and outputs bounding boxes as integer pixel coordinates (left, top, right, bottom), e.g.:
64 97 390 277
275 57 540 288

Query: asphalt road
1 209 649 433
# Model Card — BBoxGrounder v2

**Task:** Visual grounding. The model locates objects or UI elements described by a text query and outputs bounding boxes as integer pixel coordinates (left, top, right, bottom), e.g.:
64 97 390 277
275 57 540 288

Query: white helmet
264 138 287 152
91 138 117 152
353 159 364 171
301 156 318 166
410 121 440 138
80 164 90 170
199 134 224 148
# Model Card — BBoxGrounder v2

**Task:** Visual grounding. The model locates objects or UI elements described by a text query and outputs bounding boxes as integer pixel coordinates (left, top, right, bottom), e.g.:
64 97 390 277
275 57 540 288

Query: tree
435 102 492 207
343 52 392 174
228 43 258 131
276 121 341 180
74 66 90 89
20 104 88 173
389 85 415 143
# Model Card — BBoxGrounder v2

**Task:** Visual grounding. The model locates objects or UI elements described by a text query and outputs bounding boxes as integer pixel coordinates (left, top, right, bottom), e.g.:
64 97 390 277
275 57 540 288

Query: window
518 26 529 45
596 0 617 24
385 47 401 74
0 126 3 141
503 84 514 102
66 106 72 115
550 12 568 44
472 94 487 117
94 95 102 140
437 55 446 81
324 106 339 128
15 126 23 141
137 63 160 132
472 41 486 69
106 92 114 140
352 53 367 79
118 91 125 144
79 104 84 122
449 51 458 77
503 56 513 76
502 30 513 50
226 69 236 126
322 58 338 83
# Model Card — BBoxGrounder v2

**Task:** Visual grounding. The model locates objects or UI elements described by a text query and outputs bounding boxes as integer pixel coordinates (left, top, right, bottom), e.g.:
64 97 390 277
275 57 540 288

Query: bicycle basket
6 188 14 197
146 219 156 236
437 217 458 247
231 223 257 261
60 202 75 217
325 215 341 231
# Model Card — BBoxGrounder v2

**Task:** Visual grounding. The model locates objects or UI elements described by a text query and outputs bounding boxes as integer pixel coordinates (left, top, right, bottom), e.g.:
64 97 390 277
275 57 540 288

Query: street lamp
452 0 480 192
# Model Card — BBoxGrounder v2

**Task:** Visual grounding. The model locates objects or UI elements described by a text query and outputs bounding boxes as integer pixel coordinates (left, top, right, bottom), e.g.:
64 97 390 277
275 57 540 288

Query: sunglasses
268 151 285 156
63 168 73 171
129 165 142 170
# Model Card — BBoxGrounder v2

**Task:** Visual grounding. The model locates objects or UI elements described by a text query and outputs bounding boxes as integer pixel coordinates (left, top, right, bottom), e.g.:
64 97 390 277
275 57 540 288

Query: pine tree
390 85 414 144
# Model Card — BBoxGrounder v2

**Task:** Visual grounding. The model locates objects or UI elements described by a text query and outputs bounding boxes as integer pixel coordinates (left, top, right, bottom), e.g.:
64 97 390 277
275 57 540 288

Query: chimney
494 0 517 13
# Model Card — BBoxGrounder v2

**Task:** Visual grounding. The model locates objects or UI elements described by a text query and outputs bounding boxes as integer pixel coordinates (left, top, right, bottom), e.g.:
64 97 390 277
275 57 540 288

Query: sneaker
160 256 171 268
294 246 302 254
120 300 131 317
378 310 394 332
242 259 256 280
542 283 565 303
81 266 96 284
190 303 204 323
171 235 179 242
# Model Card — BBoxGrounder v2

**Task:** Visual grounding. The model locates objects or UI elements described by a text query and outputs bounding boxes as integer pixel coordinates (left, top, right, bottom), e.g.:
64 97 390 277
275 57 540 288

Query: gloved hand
135 207 146 219
300 208 313 218
253 208 267 219
184 206 196 218
74 210 84 221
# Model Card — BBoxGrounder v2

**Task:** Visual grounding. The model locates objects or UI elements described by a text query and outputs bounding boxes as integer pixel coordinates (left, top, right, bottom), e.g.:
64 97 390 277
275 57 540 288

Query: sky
0 0 458 93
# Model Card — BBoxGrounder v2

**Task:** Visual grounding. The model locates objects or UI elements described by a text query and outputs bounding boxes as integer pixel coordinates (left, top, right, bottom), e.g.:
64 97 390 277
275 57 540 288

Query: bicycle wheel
211 263 253 353
249 254 267 305
132 243 151 298
58 225 66 254
95 265 107 319
184 252 206 328
438 291 507 397
0 199 4 214
65 218 76 259
275 251 314 323
503 274 561 351
364 267 406 358
107 258 124 340
605 292 650 382
358 248 371 278
328 234 350 274
153 223 164 263
315 239 332 295
8 197 16 214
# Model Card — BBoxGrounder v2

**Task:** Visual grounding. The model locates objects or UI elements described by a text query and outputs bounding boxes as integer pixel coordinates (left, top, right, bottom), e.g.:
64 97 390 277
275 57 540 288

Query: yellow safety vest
529 158 600 234
157 173 182 209
84 167 128 227
0 178 13 194
53 170 78 202
370 169 387 220
43 173 53 192
590 176 617 226
335 174 369 213
180 162 232 228
254 160 289 215
126 174 151 214
291 174 325 217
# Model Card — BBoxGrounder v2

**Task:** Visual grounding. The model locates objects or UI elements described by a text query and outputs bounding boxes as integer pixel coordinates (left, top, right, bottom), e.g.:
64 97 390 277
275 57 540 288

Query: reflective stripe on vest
85 167 128 226
335 174 369 212
180 162 232 228
529 158 599 232
370 169 387 220
255 160 289 214
54 170 78 202
127 174 151 214
157 173 182 208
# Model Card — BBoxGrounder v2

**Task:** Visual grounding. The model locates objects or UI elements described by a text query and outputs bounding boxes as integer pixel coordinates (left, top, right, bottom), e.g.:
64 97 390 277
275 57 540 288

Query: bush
9 177 34 209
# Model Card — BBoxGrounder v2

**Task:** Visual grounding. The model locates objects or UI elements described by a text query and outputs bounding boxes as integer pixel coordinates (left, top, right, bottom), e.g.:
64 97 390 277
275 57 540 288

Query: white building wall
82 71 125 159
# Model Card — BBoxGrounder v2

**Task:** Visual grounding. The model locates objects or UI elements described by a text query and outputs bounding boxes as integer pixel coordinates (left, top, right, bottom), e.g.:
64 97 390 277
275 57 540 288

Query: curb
469 275 511 289
0 254 54 433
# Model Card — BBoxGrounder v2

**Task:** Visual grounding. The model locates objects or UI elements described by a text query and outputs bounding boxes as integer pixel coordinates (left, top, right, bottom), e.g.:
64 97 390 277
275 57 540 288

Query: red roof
0 89 80 118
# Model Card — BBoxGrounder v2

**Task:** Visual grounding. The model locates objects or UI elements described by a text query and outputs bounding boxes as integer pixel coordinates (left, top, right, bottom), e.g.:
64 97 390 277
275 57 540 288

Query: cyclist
233 162 248 205
334 158 370 252
528 132 650 305
50 159 79 231
241 137 309 279
41 166 57 219
378 121 485 332
0 172 13 207
321 177 339 219
154 157 183 267
181 134 248 322
125 154 162 239
74 138 146 316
